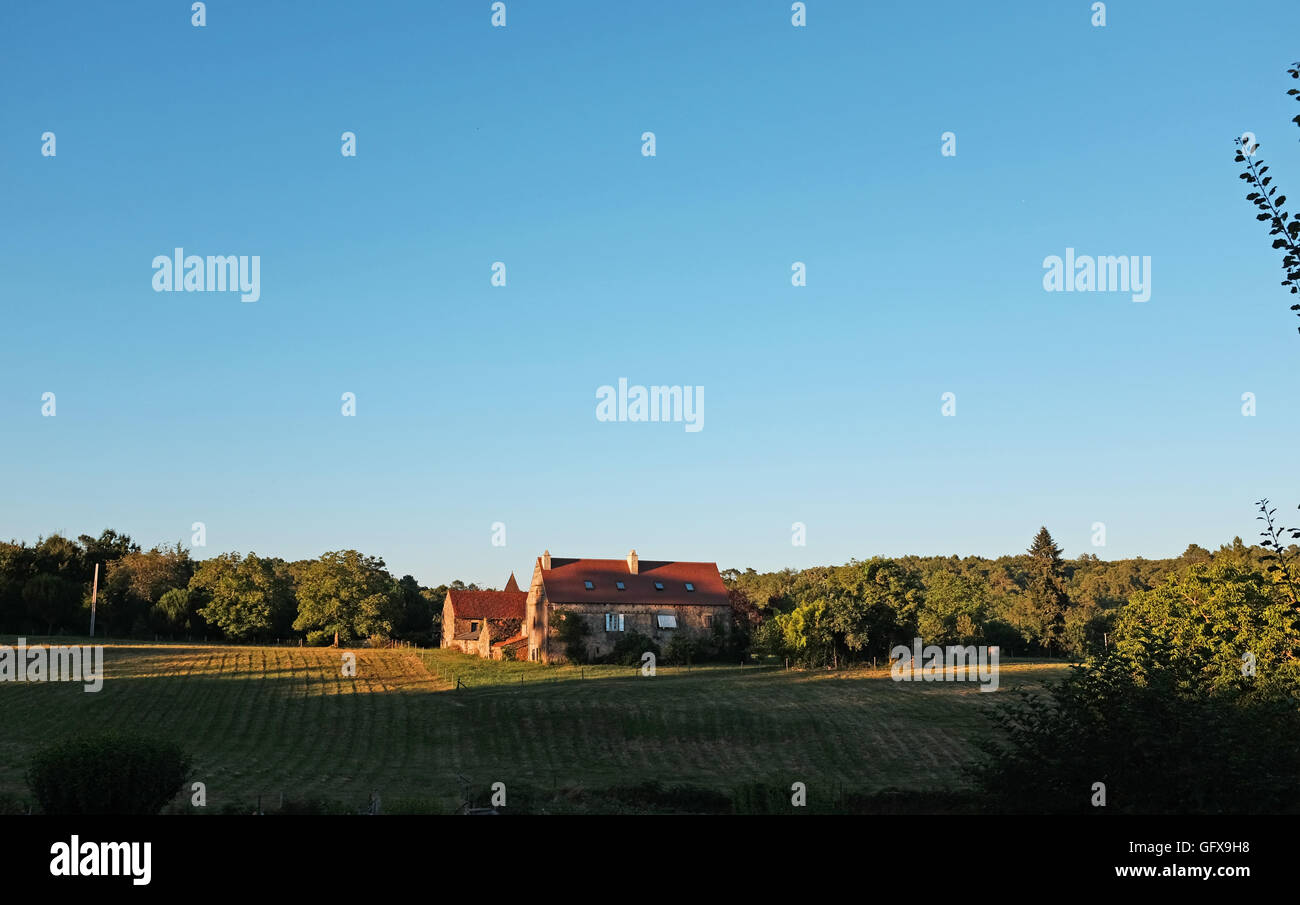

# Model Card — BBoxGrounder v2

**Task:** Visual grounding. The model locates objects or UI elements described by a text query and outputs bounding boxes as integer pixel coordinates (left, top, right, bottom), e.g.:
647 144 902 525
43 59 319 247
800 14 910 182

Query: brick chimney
627 549 638 574
541 550 551 570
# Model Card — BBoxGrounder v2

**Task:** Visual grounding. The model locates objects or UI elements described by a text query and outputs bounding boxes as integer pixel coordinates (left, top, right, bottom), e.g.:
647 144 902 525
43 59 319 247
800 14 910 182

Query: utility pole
89 563 99 638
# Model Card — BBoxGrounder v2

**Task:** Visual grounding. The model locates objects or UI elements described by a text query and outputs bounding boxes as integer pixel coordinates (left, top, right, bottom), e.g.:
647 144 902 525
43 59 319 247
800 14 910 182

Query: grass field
0 638 1069 813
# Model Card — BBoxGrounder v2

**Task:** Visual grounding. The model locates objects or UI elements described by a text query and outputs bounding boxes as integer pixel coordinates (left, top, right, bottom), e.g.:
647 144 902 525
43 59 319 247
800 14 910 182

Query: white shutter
618 614 625 631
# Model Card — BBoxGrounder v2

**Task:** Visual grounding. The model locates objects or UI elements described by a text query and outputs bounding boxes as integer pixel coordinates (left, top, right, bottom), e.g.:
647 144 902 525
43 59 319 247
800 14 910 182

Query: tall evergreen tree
1025 527 1069 656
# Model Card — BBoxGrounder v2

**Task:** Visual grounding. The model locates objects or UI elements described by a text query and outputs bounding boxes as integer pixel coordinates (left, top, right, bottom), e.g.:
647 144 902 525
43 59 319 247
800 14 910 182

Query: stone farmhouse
441 574 529 660
441 550 731 664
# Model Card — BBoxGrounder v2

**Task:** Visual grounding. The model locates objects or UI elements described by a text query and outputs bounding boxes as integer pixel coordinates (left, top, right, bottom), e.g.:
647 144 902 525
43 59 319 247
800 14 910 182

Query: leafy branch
1234 61 1300 334
1255 498 1300 607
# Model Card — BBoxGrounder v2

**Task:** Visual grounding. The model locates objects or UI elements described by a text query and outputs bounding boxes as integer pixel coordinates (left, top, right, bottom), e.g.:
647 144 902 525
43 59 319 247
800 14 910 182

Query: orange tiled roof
539 557 729 606
446 588 526 620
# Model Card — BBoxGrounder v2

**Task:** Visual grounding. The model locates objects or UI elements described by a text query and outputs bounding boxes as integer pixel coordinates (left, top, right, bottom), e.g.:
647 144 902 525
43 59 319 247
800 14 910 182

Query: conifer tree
1025 527 1069 656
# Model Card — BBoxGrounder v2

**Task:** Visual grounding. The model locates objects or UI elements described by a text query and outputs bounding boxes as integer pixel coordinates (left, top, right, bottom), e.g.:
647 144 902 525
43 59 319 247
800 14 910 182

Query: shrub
663 634 697 665
27 731 193 815
550 610 590 664
971 650 1300 814
606 631 659 666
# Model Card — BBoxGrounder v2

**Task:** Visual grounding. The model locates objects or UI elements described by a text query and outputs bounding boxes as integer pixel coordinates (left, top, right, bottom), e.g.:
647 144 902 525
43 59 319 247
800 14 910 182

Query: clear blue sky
2 1 1298 587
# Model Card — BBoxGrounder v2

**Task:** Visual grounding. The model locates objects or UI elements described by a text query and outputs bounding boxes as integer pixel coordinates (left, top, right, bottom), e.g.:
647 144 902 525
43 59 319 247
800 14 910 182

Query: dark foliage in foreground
27 731 193 815
972 650 1300 814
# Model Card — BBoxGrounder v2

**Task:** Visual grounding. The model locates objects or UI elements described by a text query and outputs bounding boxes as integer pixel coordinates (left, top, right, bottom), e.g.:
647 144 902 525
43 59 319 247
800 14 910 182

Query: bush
972 650 1300 814
306 629 335 646
663 634 697 665
27 732 193 815
605 631 659 666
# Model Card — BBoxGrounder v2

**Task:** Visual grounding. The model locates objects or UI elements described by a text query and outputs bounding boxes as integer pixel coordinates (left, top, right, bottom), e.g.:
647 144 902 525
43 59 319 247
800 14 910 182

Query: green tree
1023 527 1070 655
1114 561 1300 698
190 552 294 642
102 544 194 636
918 571 988 646
827 558 924 662
22 573 82 636
775 598 836 666
150 587 202 636
292 550 401 645
394 574 434 642
76 529 139 567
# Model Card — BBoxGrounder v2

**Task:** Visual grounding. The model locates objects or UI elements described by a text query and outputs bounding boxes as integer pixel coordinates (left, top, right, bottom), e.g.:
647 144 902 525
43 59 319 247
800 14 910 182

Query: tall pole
89 563 99 638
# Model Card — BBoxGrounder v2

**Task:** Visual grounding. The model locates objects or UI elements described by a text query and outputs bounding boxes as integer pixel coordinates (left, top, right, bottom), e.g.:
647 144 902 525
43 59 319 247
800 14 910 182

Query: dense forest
725 531 1266 665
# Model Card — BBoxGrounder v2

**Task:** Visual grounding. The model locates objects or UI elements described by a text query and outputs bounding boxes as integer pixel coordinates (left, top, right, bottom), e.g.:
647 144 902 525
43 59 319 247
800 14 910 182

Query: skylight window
616 581 625 590
584 580 594 590
685 583 695 592
654 581 664 591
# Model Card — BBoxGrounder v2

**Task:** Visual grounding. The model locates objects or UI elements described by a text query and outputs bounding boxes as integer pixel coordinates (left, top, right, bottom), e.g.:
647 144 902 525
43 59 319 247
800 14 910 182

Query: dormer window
653 581 664 591
685 583 695 592
616 581 625 590
583 580 594 590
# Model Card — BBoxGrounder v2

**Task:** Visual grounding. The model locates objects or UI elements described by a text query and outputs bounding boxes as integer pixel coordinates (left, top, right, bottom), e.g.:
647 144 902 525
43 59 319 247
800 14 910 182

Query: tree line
0 529 479 645
4 524 1296 665
725 526 1296 667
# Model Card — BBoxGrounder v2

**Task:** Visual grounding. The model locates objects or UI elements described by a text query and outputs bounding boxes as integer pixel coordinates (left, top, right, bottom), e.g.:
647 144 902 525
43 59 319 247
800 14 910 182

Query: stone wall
545 602 729 663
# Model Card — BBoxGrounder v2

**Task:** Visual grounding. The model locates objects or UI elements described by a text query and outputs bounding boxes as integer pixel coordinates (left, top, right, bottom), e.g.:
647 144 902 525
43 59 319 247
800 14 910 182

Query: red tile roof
504 573 521 593
492 634 527 648
539 557 729 606
446 588 526 620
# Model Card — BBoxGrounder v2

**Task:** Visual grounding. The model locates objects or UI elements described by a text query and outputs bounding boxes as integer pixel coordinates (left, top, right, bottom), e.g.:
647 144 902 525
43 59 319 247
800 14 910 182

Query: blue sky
2 1 1298 586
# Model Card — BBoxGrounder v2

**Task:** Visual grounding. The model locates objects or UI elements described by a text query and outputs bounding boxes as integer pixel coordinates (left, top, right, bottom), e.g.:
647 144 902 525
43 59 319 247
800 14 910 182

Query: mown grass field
0 638 1069 813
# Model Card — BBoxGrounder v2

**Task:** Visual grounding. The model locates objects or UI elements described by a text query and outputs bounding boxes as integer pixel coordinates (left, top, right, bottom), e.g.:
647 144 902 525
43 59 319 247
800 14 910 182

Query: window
470 621 480 632
605 613 625 632
703 613 713 628
583 580 594 590
616 581 625 590
653 581 664 591
657 614 678 629
685 583 695 592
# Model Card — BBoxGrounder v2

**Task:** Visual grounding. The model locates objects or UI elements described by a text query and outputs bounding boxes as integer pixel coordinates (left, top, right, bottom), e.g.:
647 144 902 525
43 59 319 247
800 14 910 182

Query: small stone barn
441 574 528 660
523 550 731 663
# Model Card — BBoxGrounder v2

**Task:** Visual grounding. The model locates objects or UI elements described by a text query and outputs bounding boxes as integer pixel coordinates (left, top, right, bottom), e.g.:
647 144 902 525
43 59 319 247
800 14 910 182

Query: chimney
627 549 638 574
541 550 551 570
